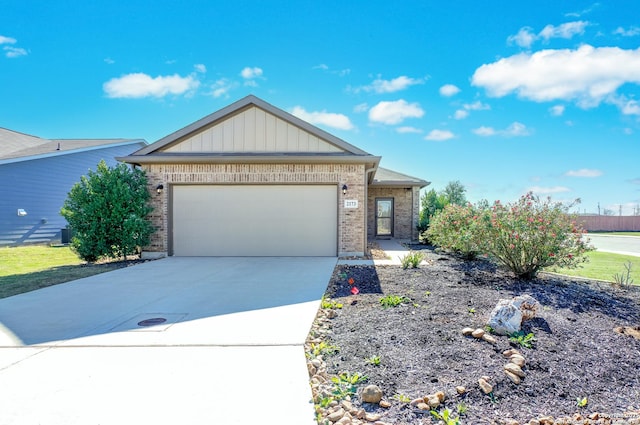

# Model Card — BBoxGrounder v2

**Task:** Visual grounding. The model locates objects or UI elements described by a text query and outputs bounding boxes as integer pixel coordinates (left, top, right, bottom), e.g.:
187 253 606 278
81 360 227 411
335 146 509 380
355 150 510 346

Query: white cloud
425 129 454 141
472 45 640 110
454 101 490 120
609 95 640 115
528 186 571 194
614 26 640 37
508 21 588 47
240 66 263 79
453 109 469 120
0 35 17 44
353 103 369 113
396 126 422 134
104 57 115 64
439 84 460 97
550 105 565 116
539 21 589 41
465 101 490 111
504 122 530 136
290 106 354 130
472 126 497 137
194 64 206 73
357 76 424 94
565 168 603 177
4 46 27 58
210 78 237 98
472 122 530 137
314 64 350 76
103 73 199 98
508 27 537 48
368 100 424 125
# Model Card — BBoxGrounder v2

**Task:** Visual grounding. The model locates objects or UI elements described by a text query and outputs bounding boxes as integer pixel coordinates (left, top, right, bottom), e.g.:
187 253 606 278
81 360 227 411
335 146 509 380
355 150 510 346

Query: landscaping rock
379 400 391 408
461 327 474 336
364 412 382 421
434 391 445 402
327 408 345 422
482 333 497 344
416 402 429 411
504 362 526 378
487 295 539 335
361 385 383 404
478 377 493 394
471 328 485 338
505 369 522 384
455 386 466 395
509 354 526 367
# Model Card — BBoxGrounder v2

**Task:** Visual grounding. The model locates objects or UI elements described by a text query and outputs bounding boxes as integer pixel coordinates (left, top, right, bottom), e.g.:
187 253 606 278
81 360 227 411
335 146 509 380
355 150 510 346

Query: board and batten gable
163 106 344 154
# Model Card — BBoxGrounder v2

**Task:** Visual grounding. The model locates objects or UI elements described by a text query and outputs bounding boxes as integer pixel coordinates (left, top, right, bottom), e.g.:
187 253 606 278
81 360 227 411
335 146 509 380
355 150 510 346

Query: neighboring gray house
0 128 146 245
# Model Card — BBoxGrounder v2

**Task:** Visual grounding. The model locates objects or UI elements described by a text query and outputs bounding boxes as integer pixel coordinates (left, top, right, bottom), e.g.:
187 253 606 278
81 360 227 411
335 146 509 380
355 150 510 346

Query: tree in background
418 180 467 240
60 160 154 262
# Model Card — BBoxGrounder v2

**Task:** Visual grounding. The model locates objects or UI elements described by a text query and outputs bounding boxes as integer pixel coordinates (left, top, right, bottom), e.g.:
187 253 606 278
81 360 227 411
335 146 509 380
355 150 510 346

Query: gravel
319 247 640 424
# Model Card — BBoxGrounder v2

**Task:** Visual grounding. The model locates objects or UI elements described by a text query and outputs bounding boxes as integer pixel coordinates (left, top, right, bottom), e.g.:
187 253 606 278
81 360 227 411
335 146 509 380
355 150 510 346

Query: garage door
172 185 337 256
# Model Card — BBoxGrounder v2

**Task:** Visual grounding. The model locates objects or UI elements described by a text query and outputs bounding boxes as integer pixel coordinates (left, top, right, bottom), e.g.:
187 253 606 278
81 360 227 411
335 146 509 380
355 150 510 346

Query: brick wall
142 162 366 256
367 186 420 240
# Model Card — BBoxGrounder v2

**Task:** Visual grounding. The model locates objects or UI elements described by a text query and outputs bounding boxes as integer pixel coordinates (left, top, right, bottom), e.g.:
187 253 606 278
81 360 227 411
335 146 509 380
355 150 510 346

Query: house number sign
344 200 358 208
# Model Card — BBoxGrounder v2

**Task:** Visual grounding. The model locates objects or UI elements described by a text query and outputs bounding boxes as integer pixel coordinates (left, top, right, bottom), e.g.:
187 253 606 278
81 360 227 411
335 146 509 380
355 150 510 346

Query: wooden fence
576 215 640 232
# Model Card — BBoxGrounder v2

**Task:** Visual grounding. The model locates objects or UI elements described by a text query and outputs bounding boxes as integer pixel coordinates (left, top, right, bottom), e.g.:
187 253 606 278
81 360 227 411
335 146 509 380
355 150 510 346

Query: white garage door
172 185 337 256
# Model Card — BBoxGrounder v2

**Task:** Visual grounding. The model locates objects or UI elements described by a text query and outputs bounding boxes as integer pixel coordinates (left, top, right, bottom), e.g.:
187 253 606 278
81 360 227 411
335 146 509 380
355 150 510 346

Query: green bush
60 160 154 262
400 250 426 269
426 193 594 279
477 193 594 279
418 181 467 242
426 203 483 259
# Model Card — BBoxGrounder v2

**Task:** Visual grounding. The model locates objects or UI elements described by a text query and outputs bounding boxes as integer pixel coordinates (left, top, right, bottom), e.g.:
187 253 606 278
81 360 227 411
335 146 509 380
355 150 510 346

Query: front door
376 198 394 237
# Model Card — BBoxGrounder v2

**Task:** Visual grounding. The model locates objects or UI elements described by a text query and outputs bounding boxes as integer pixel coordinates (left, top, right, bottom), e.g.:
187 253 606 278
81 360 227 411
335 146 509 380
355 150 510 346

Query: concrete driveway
0 257 337 425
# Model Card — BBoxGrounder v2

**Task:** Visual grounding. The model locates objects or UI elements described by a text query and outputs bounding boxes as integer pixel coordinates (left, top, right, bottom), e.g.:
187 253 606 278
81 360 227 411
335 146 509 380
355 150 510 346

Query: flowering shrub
427 193 594 279
426 203 483 259
477 193 594 279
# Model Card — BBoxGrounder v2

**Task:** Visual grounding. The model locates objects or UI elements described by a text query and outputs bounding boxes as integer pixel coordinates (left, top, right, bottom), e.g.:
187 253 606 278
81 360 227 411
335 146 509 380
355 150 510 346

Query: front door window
376 198 393 237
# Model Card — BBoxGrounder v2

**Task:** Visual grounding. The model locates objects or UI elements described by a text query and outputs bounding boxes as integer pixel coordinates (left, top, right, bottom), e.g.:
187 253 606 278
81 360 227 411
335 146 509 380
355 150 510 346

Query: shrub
60 160 154 262
426 203 483 259
426 192 594 279
400 250 426 269
418 181 467 243
476 193 594 279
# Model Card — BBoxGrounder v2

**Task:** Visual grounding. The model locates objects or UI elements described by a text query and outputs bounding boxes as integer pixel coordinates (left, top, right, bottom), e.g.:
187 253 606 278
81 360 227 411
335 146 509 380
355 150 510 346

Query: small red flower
348 277 355 285
350 286 360 295
549 253 555 257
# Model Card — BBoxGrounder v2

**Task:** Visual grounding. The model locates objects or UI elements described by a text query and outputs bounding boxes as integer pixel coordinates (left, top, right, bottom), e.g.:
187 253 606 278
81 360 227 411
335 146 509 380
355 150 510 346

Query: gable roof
0 128 147 164
119 95 380 171
372 167 430 188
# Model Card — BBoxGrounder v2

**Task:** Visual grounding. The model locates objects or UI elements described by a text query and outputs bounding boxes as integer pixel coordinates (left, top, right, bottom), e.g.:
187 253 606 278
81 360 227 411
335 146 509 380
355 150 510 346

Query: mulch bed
322 248 640 424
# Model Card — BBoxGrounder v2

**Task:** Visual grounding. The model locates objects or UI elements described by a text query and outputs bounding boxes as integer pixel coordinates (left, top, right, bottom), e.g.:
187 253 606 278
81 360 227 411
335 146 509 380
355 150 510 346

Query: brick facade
142 162 367 256
367 186 421 241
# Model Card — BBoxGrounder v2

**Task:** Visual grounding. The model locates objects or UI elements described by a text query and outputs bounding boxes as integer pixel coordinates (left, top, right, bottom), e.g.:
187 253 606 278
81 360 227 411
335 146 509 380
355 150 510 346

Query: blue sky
2 1 640 214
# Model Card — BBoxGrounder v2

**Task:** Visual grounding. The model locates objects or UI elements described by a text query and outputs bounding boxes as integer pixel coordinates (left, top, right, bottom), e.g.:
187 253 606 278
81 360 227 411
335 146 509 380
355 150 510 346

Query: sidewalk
337 239 413 266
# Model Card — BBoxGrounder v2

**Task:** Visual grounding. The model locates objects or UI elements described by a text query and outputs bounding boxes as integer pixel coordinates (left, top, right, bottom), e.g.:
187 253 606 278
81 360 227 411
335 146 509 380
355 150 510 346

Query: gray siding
0 143 145 245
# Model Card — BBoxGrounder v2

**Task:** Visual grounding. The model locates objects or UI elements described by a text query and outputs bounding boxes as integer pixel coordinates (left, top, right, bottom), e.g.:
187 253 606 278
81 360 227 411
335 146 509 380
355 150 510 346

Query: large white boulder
487 295 539 335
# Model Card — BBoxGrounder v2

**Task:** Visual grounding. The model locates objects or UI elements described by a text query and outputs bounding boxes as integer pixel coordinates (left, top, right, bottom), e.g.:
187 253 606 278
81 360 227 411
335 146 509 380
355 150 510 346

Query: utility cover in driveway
172 185 337 256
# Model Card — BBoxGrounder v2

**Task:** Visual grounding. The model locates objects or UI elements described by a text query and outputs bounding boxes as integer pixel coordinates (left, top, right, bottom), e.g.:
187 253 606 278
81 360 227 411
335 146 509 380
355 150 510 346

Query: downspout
364 166 377 256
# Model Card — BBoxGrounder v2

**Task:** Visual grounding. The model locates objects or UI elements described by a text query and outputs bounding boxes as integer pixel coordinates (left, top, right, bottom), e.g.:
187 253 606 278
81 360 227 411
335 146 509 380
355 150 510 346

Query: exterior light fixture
17 209 27 216
156 184 164 194
342 184 348 195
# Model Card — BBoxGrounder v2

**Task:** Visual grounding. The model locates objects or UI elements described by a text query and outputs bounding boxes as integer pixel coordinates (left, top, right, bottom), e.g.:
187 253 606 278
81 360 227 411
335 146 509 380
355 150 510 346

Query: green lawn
591 231 640 237
0 245 127 299
549 251 639 284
